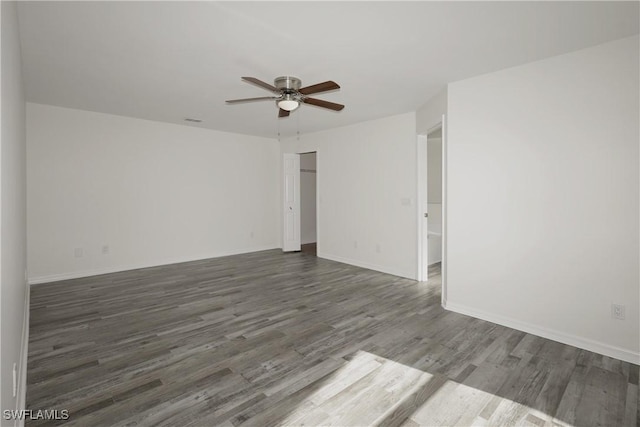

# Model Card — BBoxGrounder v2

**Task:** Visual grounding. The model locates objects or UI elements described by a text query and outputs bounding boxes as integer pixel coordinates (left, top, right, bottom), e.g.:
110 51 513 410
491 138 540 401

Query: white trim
28 246 278 285
445 301 640 365
440 113 448 307
316 150 321 256
15 284 30 427
318 252 415 280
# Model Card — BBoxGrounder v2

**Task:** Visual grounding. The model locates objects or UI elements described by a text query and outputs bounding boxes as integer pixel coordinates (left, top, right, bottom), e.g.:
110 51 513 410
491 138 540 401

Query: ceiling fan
226 76 345 118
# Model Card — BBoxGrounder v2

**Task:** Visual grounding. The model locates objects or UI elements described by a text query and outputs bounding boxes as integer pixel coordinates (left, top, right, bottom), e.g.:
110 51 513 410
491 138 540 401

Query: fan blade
278 109 290 118
226 96 278 104
242 77 278 93
299 81 340 95
302 97 345 111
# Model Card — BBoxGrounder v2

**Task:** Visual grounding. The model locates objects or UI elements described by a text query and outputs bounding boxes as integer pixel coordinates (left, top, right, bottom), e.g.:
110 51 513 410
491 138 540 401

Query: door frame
416 115 448 307
282 150 320 254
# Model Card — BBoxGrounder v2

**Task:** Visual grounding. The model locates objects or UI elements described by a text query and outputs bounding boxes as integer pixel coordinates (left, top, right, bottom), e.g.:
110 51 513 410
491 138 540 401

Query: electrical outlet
102 245 109 255
353 241 358 249
376 244 381 253
74 247 83 258
611 304 626 320
250 231 254 239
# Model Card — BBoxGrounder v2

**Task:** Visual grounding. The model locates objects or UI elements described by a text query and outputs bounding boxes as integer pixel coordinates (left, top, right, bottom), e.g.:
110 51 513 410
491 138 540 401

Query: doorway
300 152 317 255
417 118 447 305
425 128 443 276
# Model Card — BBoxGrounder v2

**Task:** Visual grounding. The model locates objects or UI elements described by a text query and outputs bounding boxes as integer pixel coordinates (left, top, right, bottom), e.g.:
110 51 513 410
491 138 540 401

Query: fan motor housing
274 76 301 92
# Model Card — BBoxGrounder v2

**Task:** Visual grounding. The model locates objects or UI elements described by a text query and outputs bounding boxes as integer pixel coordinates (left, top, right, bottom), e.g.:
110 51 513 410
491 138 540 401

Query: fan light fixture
226 76 344 118
278 95 299 111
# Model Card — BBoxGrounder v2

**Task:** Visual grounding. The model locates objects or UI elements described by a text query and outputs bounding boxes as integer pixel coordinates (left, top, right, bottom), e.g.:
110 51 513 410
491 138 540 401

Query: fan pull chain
277 114 281 143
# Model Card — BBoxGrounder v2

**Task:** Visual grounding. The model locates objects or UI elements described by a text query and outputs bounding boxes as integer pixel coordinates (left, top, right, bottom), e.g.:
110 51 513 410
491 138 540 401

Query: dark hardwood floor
26 250 638 426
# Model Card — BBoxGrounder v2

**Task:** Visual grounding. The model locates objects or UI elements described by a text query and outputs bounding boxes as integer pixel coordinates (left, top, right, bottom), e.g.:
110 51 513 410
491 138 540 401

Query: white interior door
283 153 301 252
416 134 428 281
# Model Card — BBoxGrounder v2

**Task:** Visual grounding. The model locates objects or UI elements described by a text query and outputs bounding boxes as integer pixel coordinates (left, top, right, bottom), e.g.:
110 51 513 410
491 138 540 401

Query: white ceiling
17 1 639 139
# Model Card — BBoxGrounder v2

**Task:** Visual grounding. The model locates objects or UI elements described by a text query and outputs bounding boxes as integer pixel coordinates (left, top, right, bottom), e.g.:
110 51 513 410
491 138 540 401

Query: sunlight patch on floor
276 350 575 427
408 376 574 427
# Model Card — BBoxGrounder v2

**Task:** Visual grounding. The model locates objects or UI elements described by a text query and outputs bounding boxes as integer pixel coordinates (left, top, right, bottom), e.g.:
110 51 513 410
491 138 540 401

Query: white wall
417 88 447 135
300 152 317 245
427 138 442 204
27 103 280 282
281 113 418 279
1 0 29 420
446 36 639 363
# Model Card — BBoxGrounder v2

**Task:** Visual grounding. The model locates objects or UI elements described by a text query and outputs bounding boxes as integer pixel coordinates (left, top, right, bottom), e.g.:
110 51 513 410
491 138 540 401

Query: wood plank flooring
26 250 638 426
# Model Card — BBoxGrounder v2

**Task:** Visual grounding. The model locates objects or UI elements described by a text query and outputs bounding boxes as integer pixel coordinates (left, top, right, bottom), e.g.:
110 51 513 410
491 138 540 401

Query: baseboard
15 284 30 427
28 246 278 285
445 301 640 365
318 252 416 280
